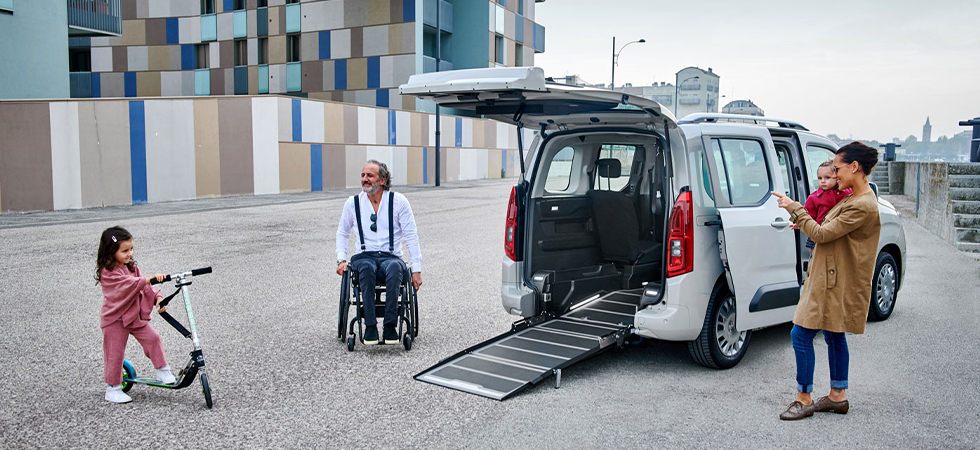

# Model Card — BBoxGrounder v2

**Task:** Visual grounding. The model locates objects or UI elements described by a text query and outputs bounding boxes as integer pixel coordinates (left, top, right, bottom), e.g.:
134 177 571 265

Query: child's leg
102 321 131 385
131 323 168 369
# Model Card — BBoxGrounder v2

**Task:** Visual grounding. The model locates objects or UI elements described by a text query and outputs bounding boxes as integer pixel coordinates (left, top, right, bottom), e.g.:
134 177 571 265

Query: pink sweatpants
102 320 168 385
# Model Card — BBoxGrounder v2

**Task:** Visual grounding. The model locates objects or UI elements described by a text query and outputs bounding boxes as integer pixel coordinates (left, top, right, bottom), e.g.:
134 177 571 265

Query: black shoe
363 326 379 345
383 326 400 345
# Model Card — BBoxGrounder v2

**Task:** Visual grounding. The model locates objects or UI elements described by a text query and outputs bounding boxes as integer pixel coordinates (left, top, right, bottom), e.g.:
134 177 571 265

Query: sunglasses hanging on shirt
370 213 377 232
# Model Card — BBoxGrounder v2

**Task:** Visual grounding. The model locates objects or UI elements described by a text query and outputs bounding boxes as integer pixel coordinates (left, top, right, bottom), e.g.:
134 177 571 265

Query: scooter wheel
201 374 213 409
121 360 136 393
347 336 355 352
403 334 413 351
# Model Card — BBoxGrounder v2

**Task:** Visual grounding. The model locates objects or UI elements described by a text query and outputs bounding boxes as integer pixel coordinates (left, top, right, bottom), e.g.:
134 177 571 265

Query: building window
494 35 504 65
518 0 523 15
200 0 215 15
515 43 522 66
69 48 92 72
257 0 267 7
285 0 298 3
286 34 300 63
195 43 210 69
234 0 245 10
234 39 247 66
258 37 268 64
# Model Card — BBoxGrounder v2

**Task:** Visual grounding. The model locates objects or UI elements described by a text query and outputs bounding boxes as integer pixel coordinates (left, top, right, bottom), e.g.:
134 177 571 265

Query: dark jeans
350 252 404 327
791 325 849 393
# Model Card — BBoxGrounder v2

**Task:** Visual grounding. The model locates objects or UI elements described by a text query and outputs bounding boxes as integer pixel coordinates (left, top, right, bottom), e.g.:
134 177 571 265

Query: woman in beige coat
771 141 881 420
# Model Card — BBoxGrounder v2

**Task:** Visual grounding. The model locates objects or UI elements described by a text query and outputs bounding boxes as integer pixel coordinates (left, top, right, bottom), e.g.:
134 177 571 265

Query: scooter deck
126 377 176 388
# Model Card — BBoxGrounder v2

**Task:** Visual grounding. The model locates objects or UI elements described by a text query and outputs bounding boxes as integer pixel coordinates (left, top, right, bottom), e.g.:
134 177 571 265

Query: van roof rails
678 113 809 131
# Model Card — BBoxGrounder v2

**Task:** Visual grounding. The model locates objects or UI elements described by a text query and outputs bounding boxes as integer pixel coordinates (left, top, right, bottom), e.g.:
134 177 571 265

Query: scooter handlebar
149 267 212 285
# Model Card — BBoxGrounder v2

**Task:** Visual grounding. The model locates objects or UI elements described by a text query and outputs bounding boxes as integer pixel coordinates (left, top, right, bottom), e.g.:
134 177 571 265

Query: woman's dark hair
367 159 392 191
836 142 879 175
95 226 135 285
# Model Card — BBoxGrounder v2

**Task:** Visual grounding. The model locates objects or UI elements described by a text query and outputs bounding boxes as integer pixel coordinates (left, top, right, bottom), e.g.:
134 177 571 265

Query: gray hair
366 159 392 191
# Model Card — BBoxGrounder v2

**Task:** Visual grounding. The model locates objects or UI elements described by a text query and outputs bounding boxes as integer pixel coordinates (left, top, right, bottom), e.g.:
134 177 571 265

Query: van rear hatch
399 67 678 132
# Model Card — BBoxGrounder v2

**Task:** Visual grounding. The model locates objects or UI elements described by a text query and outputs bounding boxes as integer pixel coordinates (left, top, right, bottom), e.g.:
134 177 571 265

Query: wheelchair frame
337 263 419 351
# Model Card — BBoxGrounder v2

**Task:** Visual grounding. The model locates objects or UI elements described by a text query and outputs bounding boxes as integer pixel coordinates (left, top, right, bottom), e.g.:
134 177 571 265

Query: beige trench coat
787 190 881 334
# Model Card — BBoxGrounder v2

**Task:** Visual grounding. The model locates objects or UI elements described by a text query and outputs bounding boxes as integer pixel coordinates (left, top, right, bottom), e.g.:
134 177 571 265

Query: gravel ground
0 183 977 449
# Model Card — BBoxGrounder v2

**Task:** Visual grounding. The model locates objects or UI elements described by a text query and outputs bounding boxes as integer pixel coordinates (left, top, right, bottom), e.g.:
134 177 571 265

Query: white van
402 67 906 400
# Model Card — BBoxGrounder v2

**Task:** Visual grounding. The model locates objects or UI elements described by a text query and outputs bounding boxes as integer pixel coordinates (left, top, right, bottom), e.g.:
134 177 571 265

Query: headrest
595 158 622 178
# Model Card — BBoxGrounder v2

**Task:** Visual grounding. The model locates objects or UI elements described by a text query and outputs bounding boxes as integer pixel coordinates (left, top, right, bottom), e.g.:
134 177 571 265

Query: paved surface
0 182 977 449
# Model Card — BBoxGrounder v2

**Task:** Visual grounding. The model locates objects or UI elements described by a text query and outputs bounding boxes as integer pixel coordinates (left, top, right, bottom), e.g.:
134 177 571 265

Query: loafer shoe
814 396 849 414
363 326 380 345
779 401 815 421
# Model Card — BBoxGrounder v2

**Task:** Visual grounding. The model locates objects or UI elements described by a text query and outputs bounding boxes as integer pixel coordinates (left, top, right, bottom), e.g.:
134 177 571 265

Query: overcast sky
533 0 980 142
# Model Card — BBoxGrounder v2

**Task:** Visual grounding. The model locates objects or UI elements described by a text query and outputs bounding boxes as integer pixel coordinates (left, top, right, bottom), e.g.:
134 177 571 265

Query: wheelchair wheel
338 270 351 341
347 336 356 352
410 288 419 338
403 334 413 351
121 360 136 393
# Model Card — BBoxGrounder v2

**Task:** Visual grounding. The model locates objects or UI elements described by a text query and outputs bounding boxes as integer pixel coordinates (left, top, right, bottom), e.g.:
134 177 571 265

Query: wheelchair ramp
415 290 641 400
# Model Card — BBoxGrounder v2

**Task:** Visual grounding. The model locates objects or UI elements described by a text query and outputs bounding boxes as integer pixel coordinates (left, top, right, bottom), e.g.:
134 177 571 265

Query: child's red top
100 265 162 329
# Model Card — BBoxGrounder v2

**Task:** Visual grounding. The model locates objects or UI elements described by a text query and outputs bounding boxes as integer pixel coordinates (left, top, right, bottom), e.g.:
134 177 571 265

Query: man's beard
362 182 380 194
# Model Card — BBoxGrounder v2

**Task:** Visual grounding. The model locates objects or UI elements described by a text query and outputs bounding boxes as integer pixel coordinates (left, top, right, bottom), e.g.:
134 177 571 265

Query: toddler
96 226 175 403
801 160 852 250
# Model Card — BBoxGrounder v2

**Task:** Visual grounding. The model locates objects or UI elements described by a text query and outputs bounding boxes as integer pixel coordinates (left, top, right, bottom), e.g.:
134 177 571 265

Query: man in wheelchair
335 160 423 345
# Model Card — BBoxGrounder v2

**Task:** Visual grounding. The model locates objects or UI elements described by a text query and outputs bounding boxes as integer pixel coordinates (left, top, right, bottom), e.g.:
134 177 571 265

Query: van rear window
544 147 574 193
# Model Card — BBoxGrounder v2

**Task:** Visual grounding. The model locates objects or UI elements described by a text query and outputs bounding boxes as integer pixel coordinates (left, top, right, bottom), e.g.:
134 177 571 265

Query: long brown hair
95 226 136 285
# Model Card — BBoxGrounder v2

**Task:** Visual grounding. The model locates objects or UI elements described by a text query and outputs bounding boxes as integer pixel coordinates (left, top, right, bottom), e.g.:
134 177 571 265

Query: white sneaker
105 385 132 403
155 365 176 384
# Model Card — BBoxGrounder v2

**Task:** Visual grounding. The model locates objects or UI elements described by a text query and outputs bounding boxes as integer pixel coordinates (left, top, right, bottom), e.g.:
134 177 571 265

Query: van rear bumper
634 303 699 341
501 258 534 317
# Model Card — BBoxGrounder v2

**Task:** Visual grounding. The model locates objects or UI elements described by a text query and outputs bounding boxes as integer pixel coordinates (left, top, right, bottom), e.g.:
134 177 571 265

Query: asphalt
0 182 977 449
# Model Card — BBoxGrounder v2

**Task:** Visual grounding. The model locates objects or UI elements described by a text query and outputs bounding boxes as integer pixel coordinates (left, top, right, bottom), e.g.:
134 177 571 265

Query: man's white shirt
336 191 422 273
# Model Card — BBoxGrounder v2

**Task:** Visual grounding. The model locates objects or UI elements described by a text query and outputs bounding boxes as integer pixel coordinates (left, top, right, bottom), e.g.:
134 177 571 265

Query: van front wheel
688 283 752 369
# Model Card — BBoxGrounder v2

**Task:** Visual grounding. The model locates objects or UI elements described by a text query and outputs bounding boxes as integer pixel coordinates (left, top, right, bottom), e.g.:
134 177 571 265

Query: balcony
422 56 453 73
68 0 122 37
679 97 701 105
679 82 701 91
422 0 453 34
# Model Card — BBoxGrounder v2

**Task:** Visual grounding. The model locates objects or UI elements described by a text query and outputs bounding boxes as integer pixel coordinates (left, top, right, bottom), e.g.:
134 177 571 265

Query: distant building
674 66 720 118
722 99 763 116
923 116 932 143
616 81 676 110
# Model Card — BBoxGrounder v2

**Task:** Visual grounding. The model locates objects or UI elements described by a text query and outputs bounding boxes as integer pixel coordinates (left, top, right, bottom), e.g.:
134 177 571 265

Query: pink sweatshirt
100 264 162 329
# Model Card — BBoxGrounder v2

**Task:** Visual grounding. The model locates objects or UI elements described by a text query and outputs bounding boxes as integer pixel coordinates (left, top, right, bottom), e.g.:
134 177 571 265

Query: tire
121 360 136 393
200 373 213 409
688 283 752 369
410 288 419 338
868 252 899 321
403 334 413 351
347 336 356 352
338 271 351 341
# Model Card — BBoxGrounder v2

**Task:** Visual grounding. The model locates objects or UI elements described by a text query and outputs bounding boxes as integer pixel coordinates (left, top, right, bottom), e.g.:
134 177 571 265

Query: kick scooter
120 267 214 409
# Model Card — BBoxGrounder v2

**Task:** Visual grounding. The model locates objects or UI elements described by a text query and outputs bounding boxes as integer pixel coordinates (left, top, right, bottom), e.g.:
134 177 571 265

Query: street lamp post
610 37 645 91
674 75 699 118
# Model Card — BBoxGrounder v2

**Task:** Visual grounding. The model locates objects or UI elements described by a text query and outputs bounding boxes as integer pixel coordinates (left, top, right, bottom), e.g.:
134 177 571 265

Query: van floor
414 288 643 400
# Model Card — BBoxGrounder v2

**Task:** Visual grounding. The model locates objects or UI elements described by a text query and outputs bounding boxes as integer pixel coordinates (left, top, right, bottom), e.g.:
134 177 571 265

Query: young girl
96 226 175 403
799 160 852 251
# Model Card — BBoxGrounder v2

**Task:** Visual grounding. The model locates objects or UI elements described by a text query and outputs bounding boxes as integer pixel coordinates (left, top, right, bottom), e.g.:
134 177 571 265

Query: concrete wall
891 162 956 242
0 96 530 213
0 2 71 99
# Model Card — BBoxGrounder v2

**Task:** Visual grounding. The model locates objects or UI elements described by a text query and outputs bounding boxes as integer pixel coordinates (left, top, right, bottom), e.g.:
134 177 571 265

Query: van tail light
504 186 519 261
666 190 694 277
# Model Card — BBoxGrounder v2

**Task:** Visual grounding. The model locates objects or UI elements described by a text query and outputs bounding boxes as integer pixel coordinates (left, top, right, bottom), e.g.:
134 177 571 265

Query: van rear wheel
688 283 751 369
868 252 898 321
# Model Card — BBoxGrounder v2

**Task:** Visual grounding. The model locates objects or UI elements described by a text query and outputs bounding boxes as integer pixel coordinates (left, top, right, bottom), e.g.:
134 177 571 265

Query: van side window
544 146 575 193
709 138 771 205
805 145 836 194
594 144 636 191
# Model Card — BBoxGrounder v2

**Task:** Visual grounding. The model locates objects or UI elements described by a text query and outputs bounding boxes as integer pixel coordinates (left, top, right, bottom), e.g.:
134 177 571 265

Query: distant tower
922 117 932 143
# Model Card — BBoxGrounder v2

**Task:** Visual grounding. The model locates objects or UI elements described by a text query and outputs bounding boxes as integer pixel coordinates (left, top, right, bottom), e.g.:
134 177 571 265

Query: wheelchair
337 259 419 351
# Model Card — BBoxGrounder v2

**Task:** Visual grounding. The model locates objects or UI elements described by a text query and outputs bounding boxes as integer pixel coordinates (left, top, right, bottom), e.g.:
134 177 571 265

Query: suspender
352 191 395 253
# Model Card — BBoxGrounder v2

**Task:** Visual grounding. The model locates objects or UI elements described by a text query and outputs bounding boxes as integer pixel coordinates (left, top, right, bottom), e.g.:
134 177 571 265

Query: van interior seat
587 159 661 266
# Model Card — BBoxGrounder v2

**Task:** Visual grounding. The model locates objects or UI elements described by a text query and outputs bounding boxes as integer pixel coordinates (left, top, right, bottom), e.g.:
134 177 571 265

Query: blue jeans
791 325 849 393
350 252 404 327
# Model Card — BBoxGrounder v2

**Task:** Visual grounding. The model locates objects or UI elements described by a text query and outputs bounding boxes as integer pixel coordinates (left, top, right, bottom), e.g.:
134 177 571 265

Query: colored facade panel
286 62 302 92
250 97 278 195
376 89 388 108
388 110 397 145
319 31 330 60
321 144 346 190
144 100 196 203
202 14 218 42
193 99 222 198
278 142 312 192
301 100 325 143
181 44 195 70
124 72 137 97
219 98 256 195
311 144 323 192
334 59 347 90
235 66 248 94
455 117 463 147
195 69 211 95
49 102 83 210
128 100 148 204
78 101 131 208
234 10 247 38
256 7 268 36
285 4 301 33
92 73 102 98
258 64 269 93
324 102 345 144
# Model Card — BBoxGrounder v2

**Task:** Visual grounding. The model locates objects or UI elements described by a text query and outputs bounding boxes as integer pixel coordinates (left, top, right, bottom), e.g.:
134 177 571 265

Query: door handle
770 218 790 228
